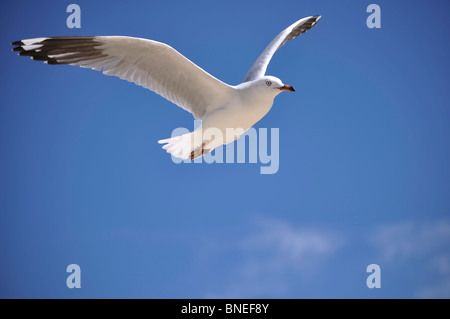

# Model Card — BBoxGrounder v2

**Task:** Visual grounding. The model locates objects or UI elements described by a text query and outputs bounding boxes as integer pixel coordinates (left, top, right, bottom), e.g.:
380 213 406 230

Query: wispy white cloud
206 217 450 298
370 219 450 261
370 219 450 298
241 218 339 270
416 278 450 299
206 217 342 298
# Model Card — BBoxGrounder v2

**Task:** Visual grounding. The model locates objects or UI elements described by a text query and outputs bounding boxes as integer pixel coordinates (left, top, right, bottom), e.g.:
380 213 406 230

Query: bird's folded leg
189 142 212 160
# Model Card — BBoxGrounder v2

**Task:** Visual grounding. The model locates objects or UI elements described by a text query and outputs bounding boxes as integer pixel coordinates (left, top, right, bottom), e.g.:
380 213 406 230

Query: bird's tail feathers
158 132 212 160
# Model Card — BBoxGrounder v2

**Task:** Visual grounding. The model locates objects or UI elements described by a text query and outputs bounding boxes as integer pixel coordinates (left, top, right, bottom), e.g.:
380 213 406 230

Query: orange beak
278 84 295 92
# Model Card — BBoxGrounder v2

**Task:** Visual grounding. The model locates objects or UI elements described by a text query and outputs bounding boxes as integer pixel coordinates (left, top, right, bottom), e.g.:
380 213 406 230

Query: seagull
11 15 321 160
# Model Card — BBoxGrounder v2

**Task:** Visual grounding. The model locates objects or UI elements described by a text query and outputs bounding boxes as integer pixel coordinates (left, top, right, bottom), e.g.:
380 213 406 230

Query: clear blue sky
1 0 449 298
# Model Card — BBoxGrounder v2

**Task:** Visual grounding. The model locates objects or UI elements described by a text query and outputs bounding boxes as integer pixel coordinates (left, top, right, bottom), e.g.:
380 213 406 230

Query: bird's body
12 15 321 159
166 77 281 159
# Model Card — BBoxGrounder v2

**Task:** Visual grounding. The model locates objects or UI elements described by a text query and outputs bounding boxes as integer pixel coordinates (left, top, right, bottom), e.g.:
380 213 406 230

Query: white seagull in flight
12 15 321 160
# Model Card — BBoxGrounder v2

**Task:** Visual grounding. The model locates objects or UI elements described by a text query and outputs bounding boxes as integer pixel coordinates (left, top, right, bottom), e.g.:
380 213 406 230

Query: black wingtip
46 59 61 65
10 36 103 66
18 50 33 56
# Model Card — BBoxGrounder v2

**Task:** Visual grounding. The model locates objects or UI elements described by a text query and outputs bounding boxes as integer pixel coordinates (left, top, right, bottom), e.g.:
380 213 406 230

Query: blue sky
1 0 450 298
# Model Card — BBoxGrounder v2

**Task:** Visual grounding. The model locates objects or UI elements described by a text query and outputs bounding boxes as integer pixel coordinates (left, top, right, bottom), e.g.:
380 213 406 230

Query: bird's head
256 76 295 96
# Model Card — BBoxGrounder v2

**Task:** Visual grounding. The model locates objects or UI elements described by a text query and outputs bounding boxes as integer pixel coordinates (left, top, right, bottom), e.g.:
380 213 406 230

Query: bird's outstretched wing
242 15 321 83
11 36 233 119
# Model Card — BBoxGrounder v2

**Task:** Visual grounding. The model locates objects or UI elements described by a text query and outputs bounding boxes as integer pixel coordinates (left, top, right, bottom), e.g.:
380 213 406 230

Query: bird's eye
266 81 272 86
